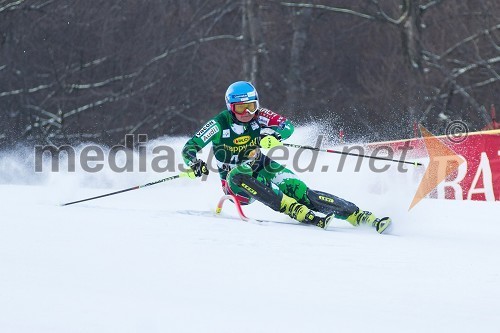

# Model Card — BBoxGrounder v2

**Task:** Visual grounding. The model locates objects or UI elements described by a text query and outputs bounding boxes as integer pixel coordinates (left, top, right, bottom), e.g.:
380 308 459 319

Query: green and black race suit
181 108 359 219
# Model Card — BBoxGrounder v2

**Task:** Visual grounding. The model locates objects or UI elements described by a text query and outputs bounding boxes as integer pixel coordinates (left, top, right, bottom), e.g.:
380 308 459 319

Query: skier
182 81 391 233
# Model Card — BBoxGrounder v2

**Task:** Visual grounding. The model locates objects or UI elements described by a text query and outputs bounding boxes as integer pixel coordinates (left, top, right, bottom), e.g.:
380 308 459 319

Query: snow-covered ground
1 129 499 333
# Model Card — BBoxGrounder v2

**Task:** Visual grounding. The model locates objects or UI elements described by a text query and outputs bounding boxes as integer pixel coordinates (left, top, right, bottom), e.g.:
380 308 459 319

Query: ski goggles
231 101 259 115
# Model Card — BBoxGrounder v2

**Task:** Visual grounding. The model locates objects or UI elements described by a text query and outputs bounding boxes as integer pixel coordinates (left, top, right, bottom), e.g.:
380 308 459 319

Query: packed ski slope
1 127 499 333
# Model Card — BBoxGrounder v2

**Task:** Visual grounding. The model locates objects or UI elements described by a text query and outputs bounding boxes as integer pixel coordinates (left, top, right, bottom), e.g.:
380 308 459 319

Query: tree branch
420 0 443 12
0 0 53 13
370 0 409 25
0 0 25 12
146 34 243 66
440 23 500 58
280 2 375 21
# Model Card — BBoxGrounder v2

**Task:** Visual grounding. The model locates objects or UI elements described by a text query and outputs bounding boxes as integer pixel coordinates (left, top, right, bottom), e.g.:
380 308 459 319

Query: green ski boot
307 212 334 230
346 209 392 234
280 194 334 229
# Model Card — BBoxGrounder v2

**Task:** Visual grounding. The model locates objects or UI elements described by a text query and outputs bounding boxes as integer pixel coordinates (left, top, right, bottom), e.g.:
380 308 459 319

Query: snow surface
1 128 499 333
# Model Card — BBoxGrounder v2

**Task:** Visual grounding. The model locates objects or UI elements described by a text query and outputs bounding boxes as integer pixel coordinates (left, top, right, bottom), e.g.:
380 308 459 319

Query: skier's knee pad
306 189 358 219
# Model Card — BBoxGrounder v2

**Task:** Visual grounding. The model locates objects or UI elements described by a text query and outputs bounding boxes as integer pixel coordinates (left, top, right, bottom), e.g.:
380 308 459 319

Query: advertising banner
369 129 500 202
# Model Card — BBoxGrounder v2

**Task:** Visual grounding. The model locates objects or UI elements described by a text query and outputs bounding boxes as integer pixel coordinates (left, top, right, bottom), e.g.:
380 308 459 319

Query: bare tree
241 0 265 86
280 0 499 135
285 7 313 109
0 0 242 145
1 0 498 147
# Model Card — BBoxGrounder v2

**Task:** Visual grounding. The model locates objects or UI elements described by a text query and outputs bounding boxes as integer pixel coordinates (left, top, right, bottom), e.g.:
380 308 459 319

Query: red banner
369 129 500 201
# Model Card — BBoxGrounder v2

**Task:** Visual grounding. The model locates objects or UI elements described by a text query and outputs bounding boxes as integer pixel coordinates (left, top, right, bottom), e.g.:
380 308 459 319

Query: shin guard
306 189 358 219
231 173 282 212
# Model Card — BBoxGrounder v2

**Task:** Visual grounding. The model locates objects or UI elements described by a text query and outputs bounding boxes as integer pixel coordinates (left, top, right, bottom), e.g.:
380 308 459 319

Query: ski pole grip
260 135 282 149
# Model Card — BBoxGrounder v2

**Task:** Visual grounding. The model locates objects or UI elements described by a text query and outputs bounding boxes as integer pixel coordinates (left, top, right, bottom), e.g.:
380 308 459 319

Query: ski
176 209 297 225
177 195 396 235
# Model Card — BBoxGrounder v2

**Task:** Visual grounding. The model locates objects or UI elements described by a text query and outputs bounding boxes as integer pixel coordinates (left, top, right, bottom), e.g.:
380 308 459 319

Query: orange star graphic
409 125 465 210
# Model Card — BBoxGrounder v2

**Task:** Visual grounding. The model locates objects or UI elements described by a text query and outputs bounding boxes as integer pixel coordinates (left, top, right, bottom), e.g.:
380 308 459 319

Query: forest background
1 0 499 146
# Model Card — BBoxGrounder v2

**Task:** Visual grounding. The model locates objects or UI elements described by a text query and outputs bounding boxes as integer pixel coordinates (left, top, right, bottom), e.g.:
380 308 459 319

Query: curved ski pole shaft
61 172 190 206
282 142 423 166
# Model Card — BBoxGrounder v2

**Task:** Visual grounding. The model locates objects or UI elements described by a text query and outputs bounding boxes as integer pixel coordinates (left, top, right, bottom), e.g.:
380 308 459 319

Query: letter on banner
435 156 467 200
467 152 495 201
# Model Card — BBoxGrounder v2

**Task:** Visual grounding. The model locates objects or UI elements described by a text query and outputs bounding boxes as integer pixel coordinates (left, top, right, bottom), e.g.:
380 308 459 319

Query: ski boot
346 209 392 234
307 212 334 230
374 217 392 234
280 194 333 229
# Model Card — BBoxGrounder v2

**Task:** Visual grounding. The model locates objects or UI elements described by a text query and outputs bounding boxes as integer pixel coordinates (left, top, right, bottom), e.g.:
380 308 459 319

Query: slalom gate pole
282 143 423 166
61 172 189 206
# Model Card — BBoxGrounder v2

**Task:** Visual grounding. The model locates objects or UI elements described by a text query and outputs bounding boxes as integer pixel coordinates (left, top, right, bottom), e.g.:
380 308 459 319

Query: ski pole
259 135 422 166
282 142 423 166
61 172 190 206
